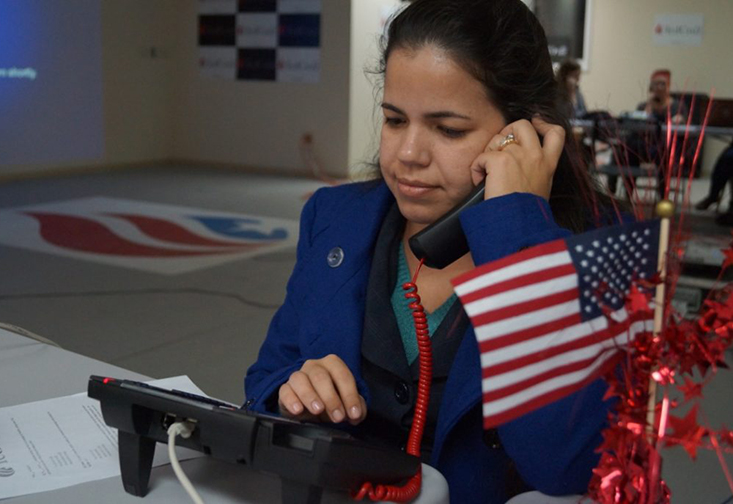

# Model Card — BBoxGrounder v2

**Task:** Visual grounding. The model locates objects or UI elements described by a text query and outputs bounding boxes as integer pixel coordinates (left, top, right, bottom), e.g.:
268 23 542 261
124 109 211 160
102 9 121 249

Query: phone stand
88 376 419 504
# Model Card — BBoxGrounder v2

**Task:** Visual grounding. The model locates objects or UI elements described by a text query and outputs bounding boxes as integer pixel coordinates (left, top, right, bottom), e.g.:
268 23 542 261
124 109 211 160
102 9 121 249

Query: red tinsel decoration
586 97 733 503
586 237 733 503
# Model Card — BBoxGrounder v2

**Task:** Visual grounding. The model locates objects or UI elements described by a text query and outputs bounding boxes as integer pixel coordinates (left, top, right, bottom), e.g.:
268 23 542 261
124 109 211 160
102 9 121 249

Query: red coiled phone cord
354 258 432 502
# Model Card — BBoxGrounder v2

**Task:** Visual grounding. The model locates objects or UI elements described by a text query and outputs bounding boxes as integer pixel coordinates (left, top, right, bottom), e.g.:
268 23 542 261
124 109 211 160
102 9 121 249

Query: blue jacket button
327 247 344 268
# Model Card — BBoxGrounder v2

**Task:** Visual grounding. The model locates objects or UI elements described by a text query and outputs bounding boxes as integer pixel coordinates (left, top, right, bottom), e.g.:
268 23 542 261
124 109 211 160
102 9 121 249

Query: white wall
581 0 733 174
170 0 351 178
4 0 731 179
0 0 178 178
348 0 402 178
102 0 177 166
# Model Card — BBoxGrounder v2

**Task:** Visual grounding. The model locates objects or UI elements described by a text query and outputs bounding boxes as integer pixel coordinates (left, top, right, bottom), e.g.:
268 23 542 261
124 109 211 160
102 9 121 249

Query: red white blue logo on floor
0 197 299 274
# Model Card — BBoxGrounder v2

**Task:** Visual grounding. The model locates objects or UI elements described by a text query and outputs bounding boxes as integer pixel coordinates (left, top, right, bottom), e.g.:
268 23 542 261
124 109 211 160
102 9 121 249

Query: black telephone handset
408 182 485 269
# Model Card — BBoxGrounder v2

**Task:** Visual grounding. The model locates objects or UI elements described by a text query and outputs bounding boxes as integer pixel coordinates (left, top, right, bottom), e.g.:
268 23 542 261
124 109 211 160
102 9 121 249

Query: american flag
451 220 660 429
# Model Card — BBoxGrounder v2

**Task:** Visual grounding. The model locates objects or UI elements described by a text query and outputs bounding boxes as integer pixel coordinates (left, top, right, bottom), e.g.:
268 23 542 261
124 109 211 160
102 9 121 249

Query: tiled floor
0 166 730 503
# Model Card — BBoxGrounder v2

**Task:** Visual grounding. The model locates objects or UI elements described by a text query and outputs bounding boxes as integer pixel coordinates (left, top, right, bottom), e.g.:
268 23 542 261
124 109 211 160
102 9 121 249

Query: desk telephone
86 183 487 504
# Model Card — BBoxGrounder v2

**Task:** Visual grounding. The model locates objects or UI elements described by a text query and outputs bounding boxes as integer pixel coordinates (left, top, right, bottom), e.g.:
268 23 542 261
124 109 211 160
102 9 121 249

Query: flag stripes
452 221 659 429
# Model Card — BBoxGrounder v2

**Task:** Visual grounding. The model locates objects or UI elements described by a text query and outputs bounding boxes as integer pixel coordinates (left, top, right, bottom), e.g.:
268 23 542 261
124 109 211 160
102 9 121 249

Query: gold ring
498 133 518 150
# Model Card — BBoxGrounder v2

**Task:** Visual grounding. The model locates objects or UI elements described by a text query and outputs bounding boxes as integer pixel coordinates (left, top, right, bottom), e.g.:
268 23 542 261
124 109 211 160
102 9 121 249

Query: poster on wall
198 0 321 83
652 14 703 47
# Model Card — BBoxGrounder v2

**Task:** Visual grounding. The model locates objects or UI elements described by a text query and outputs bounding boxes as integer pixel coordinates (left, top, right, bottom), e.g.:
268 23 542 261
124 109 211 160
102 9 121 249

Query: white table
0 327 449 504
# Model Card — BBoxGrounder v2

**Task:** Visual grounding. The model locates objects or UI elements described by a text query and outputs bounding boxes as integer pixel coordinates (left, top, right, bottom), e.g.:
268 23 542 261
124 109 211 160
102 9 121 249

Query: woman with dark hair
556 59 588 119
245 1 613 502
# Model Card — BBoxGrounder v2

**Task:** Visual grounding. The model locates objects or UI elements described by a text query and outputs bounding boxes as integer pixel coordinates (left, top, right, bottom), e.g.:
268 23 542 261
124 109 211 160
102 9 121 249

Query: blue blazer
245 181 610 504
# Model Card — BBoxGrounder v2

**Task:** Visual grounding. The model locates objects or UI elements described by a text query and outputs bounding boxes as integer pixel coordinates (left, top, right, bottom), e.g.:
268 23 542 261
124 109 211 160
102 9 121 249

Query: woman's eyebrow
381 102 405 115
381 102 471 120
424 111 471 120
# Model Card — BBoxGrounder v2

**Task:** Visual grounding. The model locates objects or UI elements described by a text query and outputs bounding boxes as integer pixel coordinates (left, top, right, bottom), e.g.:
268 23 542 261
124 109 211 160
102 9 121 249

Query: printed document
0 376 207 499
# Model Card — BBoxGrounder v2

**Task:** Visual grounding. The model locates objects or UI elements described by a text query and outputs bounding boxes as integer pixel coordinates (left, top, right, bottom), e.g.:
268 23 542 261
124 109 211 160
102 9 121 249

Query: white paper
277 48 320 83
0 376 210 500
652 14 703 46
198 46 238 80
237 13 278 47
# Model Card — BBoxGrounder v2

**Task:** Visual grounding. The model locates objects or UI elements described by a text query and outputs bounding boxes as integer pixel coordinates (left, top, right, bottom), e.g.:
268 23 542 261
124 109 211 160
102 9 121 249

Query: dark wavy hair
373 0 612 232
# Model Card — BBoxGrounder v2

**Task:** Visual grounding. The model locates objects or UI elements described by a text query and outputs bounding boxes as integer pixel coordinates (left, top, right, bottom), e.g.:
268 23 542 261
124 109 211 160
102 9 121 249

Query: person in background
608 69 688 197
245 1 616 503
694 141 733 227
638 69 686 124
556 59 587 119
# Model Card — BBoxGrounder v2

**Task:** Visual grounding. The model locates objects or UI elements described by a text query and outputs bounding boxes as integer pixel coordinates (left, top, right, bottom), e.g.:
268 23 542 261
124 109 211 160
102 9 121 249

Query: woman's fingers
324 355 364 422
531 116 565 167
278 382 304 417
279 354 367 424
495 119 542 153
307 362 348 422
472 116 564 200
286 369 327 416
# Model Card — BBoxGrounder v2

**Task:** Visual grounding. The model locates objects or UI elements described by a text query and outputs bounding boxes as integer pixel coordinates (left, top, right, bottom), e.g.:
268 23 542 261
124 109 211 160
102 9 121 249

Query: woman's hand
470 116 565 201
278 354 367 425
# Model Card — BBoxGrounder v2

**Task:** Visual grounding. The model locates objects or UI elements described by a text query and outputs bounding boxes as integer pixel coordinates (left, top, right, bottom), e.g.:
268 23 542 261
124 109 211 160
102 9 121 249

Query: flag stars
586 250 595 257
593 240 600 248
575 245 584 252
620 234 627 242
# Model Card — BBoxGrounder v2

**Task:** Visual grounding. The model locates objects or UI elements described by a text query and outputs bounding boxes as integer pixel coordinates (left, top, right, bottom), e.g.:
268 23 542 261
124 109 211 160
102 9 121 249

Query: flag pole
647 199 674 428
647 199 674 504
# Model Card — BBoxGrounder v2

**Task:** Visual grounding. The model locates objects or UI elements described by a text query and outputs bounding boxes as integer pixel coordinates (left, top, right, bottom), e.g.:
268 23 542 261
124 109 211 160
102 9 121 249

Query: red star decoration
626 284 653 316
714 295 733 323
678 375 703 402
587 227 733 504
665 405 707 459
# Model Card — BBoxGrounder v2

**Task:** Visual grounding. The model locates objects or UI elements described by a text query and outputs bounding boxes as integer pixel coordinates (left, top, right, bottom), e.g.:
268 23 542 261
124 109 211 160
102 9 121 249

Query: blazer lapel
298 183 395 377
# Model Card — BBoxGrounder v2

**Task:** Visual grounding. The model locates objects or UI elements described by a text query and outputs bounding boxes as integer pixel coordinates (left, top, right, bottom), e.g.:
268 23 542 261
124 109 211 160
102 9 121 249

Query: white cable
167 421 205 504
